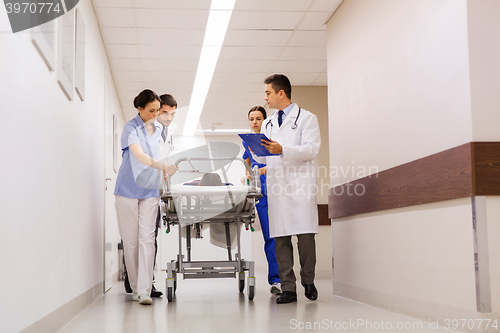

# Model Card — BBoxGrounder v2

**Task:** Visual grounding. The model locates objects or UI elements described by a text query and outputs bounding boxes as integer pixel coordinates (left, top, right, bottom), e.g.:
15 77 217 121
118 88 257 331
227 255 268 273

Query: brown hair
264 74 292 100
247 106 267 119
133 89 160 109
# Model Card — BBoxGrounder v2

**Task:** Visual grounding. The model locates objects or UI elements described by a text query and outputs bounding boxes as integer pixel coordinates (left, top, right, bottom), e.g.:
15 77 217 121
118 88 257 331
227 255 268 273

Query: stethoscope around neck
265 107 301 132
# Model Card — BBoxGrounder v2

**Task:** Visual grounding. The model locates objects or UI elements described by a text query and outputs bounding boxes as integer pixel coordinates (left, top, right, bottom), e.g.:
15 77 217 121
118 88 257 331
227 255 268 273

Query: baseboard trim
333 282 500 333
19 282 103 333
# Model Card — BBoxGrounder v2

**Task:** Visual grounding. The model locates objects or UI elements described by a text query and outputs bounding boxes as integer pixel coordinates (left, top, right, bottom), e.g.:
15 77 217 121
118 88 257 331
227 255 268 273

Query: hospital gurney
159 157 262 302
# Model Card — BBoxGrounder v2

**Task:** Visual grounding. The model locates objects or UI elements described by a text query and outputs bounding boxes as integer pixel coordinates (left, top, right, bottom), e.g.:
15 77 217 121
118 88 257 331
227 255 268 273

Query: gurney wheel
238 273 245 292
167 287 173 302
248 286 255 301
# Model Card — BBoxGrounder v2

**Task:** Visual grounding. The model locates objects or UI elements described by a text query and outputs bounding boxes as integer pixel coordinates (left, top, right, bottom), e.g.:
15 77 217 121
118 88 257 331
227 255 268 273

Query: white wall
467 0 500 141
328 0 472 185
326 0 500 324
0 1 123 332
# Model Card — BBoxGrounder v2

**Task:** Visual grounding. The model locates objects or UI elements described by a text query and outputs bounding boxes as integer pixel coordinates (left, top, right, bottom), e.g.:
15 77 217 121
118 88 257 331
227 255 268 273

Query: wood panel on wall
318 204 330 225
329 142 500 219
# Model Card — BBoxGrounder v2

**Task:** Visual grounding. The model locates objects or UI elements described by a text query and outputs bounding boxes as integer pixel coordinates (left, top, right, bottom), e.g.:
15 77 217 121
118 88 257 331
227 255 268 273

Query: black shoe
150 284 163 298
276 291 297 304
302 282 318 301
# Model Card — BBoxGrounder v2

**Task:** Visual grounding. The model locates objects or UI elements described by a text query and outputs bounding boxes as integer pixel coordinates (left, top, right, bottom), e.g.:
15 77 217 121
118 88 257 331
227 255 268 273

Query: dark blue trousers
256 196 280 285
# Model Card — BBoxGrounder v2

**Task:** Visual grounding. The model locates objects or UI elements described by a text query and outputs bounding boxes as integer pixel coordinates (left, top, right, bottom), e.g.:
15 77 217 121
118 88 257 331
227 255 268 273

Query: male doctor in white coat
261 74 321 304
158 93 177 161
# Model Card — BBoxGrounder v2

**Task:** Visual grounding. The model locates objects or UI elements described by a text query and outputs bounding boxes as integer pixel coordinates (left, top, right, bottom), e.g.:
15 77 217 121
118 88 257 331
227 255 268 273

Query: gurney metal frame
159 157 261 302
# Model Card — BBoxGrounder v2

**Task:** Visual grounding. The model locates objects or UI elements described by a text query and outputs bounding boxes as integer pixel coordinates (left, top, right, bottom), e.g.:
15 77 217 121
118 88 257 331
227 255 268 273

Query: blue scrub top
114 114 162 199
242 141 267 197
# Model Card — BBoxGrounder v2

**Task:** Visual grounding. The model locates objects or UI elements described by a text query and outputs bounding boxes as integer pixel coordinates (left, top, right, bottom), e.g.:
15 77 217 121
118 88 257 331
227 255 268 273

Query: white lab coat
262 104 321 238
158 122 177 162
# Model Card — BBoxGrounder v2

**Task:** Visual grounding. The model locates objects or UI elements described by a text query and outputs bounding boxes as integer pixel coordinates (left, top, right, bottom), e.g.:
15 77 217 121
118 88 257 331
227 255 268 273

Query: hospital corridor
1 0 500 333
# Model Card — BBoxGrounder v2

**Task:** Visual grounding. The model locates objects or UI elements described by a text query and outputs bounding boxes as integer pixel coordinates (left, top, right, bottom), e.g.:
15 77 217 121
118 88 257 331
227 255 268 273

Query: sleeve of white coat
281 114 321 162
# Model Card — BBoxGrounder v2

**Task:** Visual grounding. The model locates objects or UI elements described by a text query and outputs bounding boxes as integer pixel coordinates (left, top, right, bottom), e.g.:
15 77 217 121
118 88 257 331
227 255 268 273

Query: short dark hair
264 74 292 100
133 89 160 109
159 94 177 109
248 106 267 119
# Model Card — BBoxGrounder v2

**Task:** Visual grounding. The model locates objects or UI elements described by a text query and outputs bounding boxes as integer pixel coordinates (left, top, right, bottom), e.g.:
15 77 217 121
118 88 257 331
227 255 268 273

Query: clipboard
238 133 279 156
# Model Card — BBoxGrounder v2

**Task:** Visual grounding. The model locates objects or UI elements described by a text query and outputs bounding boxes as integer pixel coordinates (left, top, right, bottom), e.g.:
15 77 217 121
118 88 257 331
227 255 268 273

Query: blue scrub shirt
114 114 162 199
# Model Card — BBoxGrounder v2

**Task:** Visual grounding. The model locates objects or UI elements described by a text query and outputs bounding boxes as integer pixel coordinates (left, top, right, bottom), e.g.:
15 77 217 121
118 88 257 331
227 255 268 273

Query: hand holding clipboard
238 133 282 156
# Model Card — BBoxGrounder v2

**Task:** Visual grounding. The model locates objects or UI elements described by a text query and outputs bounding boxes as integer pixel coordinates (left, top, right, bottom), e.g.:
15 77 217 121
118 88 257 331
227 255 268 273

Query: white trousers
115 195 159 295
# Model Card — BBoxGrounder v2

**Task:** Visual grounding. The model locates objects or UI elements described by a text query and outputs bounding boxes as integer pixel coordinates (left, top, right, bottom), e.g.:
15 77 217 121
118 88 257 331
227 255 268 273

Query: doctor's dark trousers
256 196 280 285
274 233 316 293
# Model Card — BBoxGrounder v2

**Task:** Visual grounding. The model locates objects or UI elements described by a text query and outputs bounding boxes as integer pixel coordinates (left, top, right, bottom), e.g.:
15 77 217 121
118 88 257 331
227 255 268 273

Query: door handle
105 178 112 190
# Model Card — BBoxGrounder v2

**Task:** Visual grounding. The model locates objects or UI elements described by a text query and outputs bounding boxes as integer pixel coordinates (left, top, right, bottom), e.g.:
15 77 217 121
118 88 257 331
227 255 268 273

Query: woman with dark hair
241 106 282 295
114 89 178 305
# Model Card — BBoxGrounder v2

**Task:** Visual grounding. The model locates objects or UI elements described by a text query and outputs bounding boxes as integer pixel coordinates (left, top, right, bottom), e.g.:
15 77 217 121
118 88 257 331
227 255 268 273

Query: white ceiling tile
139 45 202 59
95 2 332 126
134 0 211 10
141 82 195 92
98 8 135 28
137 28 205 45
93 0 133 8
312 72 328 85
203 99 263 109
234 0 313 11
136 9 208 29
112 58 141 71
200 111 242 121
103 28 137 44
271 60 327 73
287 72 324 85
141 71 196 83
107 44 139 58
141 59 199 72
207 92 265 101
211 72 268 84
309 0 343 13
202 100 230 109
298 12 330 30
228 11 303 30
215 60 275 73
119 90 140 101
116 81 144 91
224 30 292 47
113 71 142 81
209 82 262 93
279 47 326 61
162 91 191 100
288 31 327 47
219 46 283 61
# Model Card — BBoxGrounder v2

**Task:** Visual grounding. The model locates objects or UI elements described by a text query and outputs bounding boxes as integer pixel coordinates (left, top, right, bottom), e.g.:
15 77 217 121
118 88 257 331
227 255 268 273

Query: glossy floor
58 270 460 333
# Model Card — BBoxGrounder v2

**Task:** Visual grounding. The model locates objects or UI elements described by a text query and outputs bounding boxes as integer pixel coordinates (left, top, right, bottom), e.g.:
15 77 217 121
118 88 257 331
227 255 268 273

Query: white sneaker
139 293 152 305
270 282 282 294
132 292 139 302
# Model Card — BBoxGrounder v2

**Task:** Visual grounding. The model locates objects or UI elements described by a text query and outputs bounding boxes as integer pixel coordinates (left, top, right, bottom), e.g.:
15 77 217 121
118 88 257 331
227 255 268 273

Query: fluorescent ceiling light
183 0 236 136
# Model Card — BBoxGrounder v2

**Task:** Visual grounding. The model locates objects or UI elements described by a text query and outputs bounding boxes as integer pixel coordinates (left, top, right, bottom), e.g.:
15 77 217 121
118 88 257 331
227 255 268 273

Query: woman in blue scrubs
114 89 178 305
241 106 282 294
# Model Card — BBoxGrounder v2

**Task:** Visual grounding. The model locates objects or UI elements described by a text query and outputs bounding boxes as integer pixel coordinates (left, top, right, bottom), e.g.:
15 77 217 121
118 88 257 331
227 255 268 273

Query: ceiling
92 0 342 134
